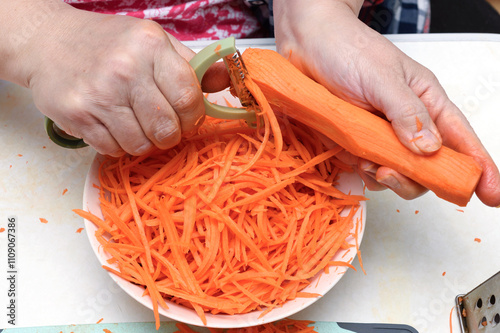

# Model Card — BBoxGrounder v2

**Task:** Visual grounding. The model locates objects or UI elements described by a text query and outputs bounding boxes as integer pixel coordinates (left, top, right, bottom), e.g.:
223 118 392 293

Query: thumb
377 82 442 155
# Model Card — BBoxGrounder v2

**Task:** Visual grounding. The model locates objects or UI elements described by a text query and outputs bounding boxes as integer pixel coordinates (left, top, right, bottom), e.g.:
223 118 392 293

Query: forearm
274 0 364 19
273 0 376 80
0 0 68 86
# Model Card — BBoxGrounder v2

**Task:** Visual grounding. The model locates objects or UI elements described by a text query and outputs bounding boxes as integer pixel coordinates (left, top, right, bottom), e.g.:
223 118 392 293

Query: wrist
273 0 362 54
0 0 70 87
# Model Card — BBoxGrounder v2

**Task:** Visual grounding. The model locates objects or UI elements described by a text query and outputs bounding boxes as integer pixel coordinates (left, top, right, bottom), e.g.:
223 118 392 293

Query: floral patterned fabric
63 0 430 41
63 0 263 40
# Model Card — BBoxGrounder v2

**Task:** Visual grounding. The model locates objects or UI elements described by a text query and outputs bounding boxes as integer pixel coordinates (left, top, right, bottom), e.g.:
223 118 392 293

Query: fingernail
359 160 378 176
412 129 441 153
135 142 153 155
378 175 401 190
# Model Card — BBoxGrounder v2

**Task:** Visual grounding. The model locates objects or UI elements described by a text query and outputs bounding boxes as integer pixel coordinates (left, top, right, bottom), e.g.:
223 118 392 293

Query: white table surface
1 34 499 332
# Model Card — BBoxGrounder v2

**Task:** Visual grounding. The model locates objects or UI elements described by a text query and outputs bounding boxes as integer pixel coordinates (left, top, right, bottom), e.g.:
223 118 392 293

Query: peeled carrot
74 75 364 328
241 48 483 207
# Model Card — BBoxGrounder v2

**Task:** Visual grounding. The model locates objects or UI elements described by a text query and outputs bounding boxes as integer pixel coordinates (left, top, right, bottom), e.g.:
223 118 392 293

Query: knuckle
400 103 422 118
80 126 119 156
98 145 124 157
55 91 94 127
132 20 168 49
151 122 181 149
60 89 87 113
170 87 201 115
395 102 427 127
105 52 137 82
418 65 438 82
125 140 152 156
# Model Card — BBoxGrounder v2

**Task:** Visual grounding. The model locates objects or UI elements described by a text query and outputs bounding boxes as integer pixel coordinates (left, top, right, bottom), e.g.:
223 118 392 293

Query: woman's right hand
5 1 228 157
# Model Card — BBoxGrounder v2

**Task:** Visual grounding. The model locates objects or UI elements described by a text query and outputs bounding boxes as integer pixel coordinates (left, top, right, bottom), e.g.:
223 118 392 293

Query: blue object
1 321 418 333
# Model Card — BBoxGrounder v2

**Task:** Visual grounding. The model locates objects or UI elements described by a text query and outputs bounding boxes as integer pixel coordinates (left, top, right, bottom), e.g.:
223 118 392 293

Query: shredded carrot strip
449 305 456 333
410 135 423 143
74 80 364 328
416 116 423 132
214 44 222 55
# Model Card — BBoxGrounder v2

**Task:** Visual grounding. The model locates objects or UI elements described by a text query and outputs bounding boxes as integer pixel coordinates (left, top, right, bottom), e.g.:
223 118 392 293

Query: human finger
369 71 442 155
166 33 231 93
357 159 428 199
153 47 205 135
432 100 500 207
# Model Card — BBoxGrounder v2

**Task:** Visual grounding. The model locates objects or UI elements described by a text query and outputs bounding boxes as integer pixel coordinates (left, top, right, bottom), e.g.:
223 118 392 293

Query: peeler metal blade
223 49 255 108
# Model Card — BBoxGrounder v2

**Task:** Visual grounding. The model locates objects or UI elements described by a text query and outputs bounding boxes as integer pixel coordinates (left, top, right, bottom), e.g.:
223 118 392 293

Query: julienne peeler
0 321 419 332
44 37 257 149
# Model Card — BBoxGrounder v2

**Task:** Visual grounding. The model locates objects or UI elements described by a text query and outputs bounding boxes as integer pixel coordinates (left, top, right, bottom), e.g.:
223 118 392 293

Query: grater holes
477 298 483 309
489 294 496 306
479 316 488 328
493 313 500 327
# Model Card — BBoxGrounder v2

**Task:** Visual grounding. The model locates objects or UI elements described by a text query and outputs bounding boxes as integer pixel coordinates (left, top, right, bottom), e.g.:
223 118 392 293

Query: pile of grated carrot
74 77 364 329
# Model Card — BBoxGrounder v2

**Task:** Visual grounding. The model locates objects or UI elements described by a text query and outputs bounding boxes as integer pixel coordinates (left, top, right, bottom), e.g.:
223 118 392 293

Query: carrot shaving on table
449 305 455 333
76 227 84 233
474 238 481 243
39 218 48 224
0 228 5 233
62 188 68 195
74 81 364 328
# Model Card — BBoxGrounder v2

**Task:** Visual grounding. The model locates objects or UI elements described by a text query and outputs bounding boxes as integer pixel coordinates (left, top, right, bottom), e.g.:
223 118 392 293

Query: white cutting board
0 34 499 333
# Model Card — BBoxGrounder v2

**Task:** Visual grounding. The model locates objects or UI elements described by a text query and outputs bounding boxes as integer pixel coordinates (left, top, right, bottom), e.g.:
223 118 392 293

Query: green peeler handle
45 36 256 149
188 37 257 125
44 117 88 149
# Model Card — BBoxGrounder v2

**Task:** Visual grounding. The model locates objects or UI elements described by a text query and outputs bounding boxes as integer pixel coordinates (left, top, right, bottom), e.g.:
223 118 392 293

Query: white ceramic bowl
81 151 366 328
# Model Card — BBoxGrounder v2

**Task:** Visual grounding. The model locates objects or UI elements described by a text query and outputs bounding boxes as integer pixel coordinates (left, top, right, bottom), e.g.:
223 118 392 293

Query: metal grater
456 271 500 332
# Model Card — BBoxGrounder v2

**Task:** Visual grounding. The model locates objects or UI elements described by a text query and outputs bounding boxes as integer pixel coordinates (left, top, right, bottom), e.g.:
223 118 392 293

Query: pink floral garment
63 0 262 41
